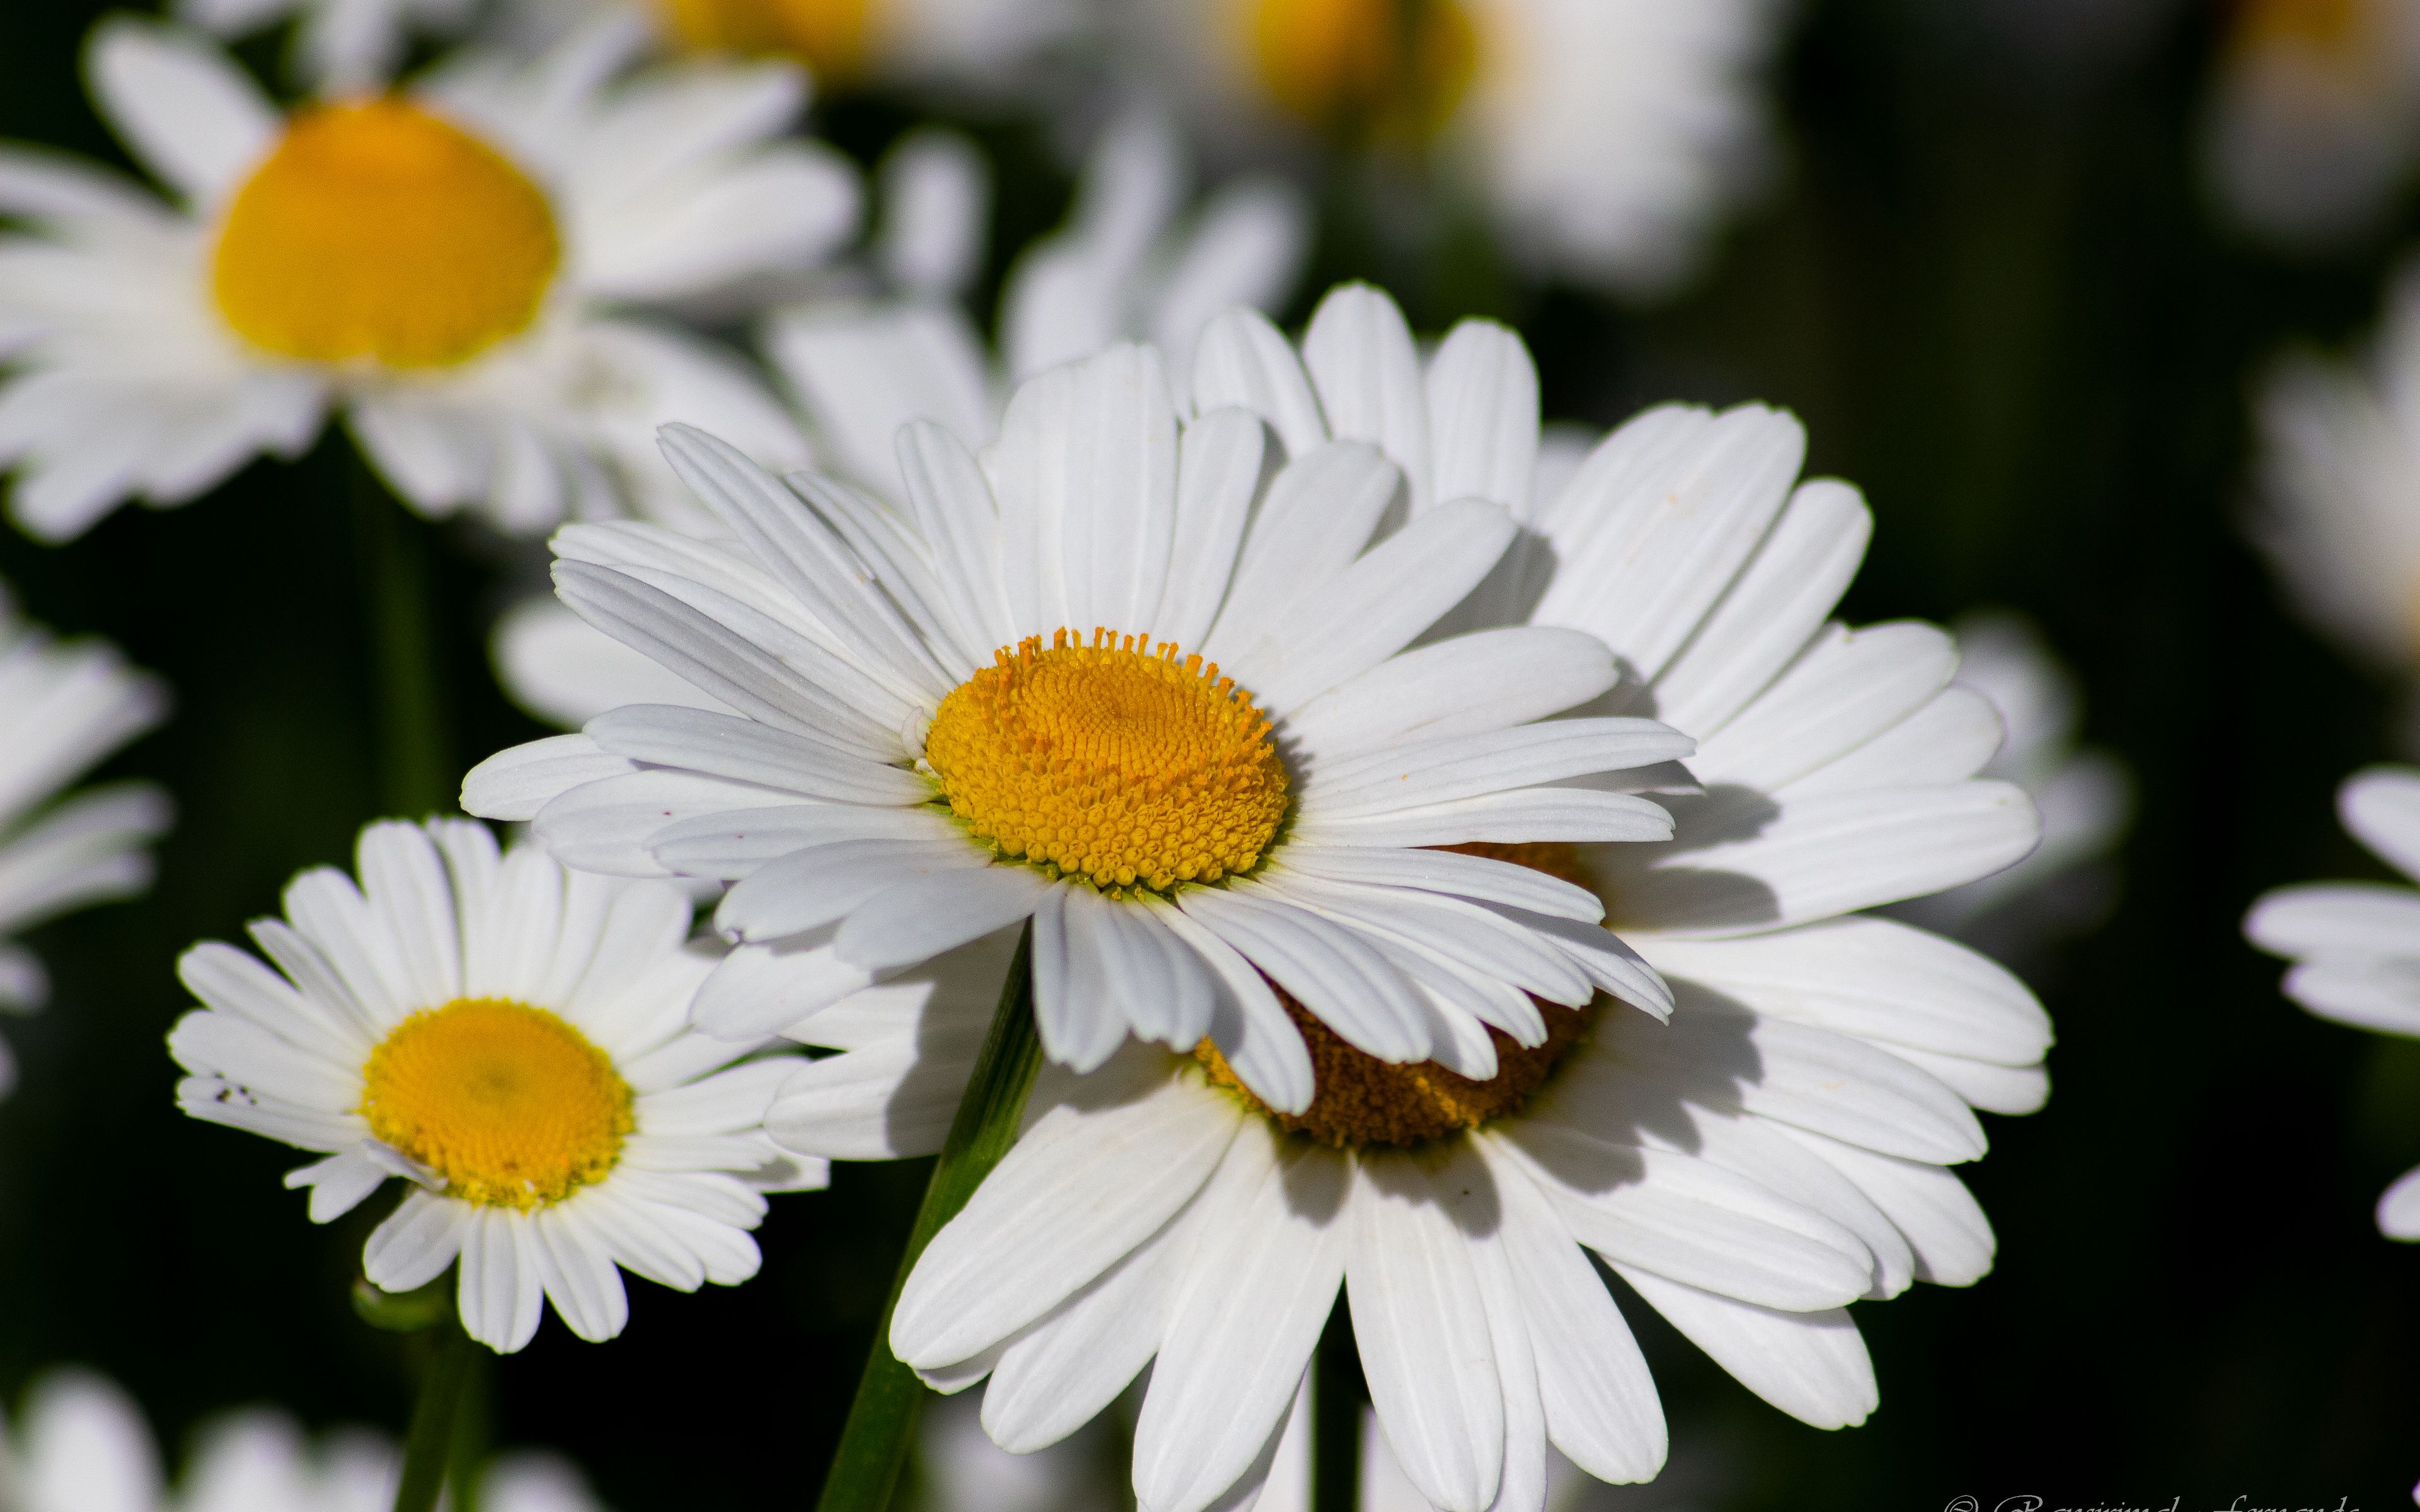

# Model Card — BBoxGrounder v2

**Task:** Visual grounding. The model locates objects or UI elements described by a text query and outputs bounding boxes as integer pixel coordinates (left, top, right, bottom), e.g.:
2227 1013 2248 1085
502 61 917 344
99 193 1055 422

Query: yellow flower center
652 0 881 81
210 99 560 370
1195 842 1596 1147
1243 0 1479 141
360 998 634 1210
923 629 1289 893
2228 0 2366 55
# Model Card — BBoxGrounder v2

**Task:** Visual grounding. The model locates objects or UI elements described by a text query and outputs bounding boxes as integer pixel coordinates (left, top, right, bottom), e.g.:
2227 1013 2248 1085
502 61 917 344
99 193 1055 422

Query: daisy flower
1891 610 2132 962
1130 0 1785 294
2245 765 2420 1242
176 0 476 96
169 816 832 1354
463 311 1697 1107
2203 0 2420 247
2250 256 2420 736
0 585 172 1096
0 1366 603 1512
0 17 847 543
879 288 2046 1512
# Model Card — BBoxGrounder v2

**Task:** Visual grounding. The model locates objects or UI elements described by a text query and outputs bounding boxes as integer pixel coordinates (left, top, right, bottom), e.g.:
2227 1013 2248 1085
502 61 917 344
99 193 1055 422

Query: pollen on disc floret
210 98 560 370
923 628 1291 893
360 997 634 1210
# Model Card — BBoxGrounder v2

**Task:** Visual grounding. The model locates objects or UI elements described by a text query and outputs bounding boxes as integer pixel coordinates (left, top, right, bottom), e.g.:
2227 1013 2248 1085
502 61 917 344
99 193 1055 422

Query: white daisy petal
833 865 1054 973
1300 284 1433 513
283 1149 391 1224
1474 1137 1667 1484
1142 893 1316 1114
462 735 636 823
1347 1150 1504 1512
1530 404 1806 682
1189 306 1329 459
458 1208 546 1353
1631 916 2051 1068
1425 319 1539 514
1178 882 1431 1062
531 1203 631 1343
715 839 985 943
87 18 275 208
2378 1166 2420 1240
1607 782 2040 937
2246 882 2420 959
2341 766 2420 882
2279 959 2420 1038
1594 995 1986 1164
1611 1266 1876 1429
980 1195 1197 1453
1270 844 1603 923
364 1189 472 1294
893 1071 1240 1371
1650 480 1872 738
693 937 879 1041
1502 1124 1874 1310
1281 627 1618 764
1687 621 1958 793
1200 441 1404 667
1782 1128 1997 1288
1132 1125 1348 1512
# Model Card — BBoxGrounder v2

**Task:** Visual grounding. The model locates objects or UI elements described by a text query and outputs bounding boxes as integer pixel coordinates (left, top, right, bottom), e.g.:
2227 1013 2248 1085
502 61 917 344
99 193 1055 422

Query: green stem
815 924 1042 1512
1311 1303 1362 1512
350 449 453 818
391 1320 479 1512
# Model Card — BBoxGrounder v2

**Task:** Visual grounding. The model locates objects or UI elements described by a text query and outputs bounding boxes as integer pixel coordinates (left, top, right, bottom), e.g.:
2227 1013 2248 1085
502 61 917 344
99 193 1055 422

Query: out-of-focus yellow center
924 629 1289 893
1196 842 1596 1147
360 998 633 1210
653 0 880 81
210 99 560 370
2229 0 2365 55
1243 0 1479 140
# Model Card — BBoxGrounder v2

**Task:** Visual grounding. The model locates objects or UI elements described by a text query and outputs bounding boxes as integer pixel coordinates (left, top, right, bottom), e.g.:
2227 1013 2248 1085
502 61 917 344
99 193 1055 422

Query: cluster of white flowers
73 0 2420 1504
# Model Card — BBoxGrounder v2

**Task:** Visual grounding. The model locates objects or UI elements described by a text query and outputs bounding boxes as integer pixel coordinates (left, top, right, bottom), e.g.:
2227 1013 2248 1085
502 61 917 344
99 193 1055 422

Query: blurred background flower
0 1365 605 1511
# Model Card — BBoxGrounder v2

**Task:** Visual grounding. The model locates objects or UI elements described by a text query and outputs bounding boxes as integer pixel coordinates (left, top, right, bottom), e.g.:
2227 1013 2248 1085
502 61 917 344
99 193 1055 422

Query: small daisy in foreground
2245 765 2420 1242
1134 0 1783 293
466 314 1695 1108
0 585 172 1096
493 111 1305 729
0 1365 602 1512
2251 258 2420 735
1892 611 2132 962
0 18 845 542
177 0 474 95
2203 0 2420 246
170 817 826 1353
882 292 2046 1511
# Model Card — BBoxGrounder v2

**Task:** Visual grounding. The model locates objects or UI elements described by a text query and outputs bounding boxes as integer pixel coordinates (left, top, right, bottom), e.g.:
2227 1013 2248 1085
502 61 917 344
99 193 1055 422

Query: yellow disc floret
1243 0 1479 141
360 997 634 1210
1197 840 1597 1147
652 0 880 81
924 628 1290 893
211 99 560 370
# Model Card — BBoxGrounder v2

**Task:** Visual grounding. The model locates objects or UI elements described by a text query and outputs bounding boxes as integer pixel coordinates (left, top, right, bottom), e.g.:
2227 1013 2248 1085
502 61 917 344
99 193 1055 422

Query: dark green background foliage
0 0 2413 1504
